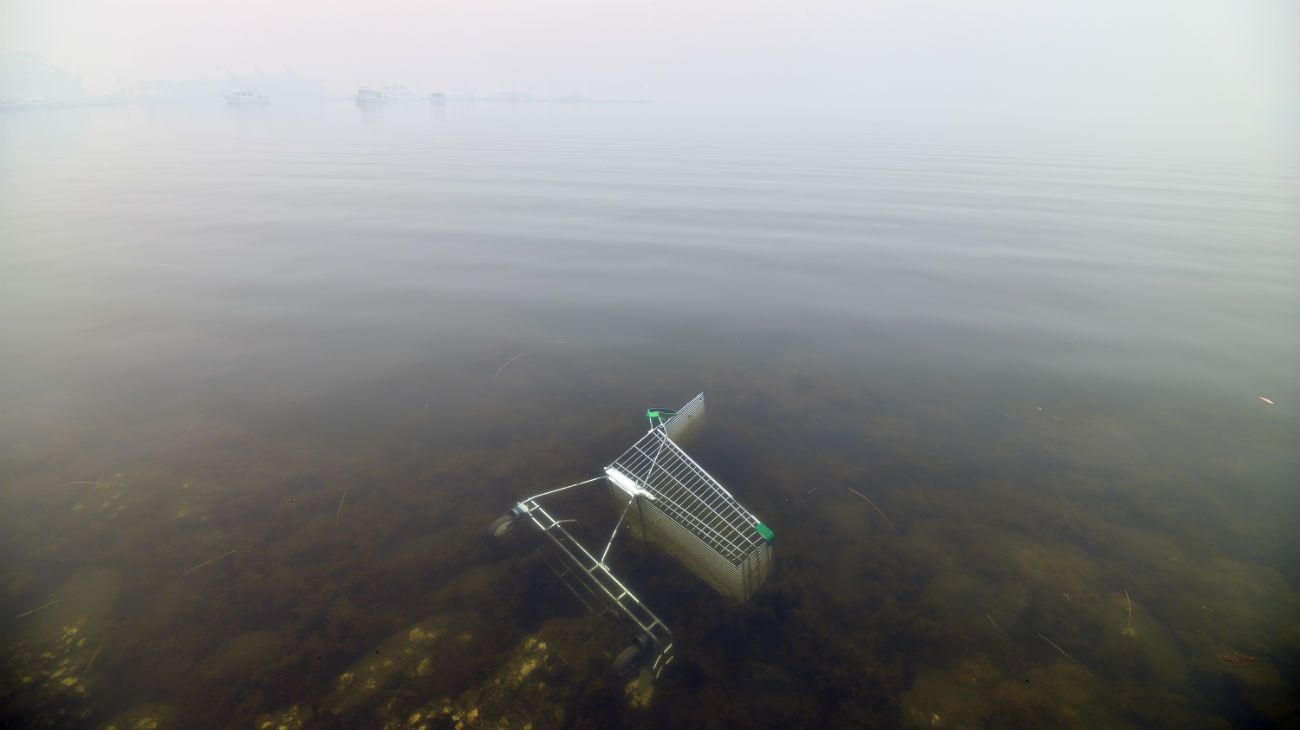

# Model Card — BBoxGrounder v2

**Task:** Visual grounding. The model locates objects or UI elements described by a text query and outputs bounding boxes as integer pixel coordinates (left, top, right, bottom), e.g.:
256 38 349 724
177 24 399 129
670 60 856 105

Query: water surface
2 102 1297 729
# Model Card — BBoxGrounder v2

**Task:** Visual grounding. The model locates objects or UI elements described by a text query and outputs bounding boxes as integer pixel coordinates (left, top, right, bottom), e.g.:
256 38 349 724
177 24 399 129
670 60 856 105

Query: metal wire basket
489 393 775 678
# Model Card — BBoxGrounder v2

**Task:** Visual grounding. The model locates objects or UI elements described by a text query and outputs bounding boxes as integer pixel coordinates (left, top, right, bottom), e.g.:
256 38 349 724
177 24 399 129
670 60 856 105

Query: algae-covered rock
101 703 176 730
1200 652 1294 727
411 616 624 730
1188 557 1300 653
983 662 1103 730
900 655 1003 730
318 613 624 729
328 612 495 722
1091 590 1189 688
253 704 309 730
3 570 122 728
204 630 291 681
900 649 1161 729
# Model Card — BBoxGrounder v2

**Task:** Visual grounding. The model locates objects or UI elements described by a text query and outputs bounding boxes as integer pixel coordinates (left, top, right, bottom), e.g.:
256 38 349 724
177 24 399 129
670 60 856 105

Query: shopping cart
489 393 775 678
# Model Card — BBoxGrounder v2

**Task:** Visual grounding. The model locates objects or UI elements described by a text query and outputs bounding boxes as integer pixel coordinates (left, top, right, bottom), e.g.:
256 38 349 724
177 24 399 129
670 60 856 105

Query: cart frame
492 393 773 677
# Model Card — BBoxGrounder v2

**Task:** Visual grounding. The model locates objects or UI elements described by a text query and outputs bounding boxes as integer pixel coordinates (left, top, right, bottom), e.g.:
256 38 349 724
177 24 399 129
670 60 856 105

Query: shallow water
1 102 1297 729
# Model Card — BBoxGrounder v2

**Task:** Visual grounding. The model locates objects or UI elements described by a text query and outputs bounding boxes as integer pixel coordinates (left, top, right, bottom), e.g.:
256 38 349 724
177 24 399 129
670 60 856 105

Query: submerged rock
900 656 1002 730
328 612 495 722
311 612 626 729
3 570 122 729
253 704 308 730
204 630 290 681
101 703 175 730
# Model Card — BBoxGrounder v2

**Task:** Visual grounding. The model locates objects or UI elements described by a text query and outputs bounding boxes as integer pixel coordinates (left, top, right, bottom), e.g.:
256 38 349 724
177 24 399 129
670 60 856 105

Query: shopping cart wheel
488 513 518 538
612 643 642 676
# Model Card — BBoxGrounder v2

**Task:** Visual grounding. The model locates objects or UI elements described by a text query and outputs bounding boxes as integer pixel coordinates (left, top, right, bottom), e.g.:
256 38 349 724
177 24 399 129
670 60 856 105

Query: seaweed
1 349 1296 729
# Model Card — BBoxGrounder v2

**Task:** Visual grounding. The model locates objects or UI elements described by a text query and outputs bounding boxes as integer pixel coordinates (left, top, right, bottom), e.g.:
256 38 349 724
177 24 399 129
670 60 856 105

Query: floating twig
15 599 59 619
492 353 525 379
1121 588 1138 636
847 487 897 534
986 613 1000 632
335 489 348 529
1038 634 1078 664
1258 395 1275 406
184 408 207 437
177 549 236 581
83 642 103 670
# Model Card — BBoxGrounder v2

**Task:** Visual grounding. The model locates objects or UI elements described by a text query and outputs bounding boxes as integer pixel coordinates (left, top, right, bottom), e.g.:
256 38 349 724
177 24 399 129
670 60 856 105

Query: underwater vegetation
1 354 1296 729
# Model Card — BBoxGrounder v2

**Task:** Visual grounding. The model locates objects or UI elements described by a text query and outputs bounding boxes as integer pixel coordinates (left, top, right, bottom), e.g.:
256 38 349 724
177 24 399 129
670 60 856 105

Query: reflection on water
1 103 1297 729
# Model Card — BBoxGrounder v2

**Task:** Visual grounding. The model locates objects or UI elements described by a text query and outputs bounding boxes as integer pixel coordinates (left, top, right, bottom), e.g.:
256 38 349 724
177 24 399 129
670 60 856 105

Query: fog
3 1 1300 728
3 0 1298 159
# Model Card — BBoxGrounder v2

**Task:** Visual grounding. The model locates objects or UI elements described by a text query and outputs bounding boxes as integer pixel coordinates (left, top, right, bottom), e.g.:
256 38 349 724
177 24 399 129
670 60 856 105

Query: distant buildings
142 77 326 104
0 55 84 104
0 57 641 109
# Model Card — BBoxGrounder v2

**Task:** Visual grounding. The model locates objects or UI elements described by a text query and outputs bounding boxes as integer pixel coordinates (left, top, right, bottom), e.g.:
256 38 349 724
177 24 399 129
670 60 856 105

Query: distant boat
224 89 269 105
382 86 416 102
354 86 385 104
428 92 446 104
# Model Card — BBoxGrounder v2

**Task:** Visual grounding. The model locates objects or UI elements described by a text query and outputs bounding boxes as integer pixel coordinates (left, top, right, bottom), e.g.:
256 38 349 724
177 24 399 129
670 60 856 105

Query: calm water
1 103 1297 729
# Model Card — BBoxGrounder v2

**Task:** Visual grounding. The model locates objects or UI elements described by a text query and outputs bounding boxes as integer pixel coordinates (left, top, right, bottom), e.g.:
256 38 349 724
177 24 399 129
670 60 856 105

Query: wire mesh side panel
611 432 764 564
663 393 706 447
608 430 774 602
610 487 773 601
737 540 774 601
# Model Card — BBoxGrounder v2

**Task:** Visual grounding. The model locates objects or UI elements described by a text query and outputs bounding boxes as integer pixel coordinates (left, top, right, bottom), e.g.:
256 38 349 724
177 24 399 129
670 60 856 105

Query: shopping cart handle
605 467 656 501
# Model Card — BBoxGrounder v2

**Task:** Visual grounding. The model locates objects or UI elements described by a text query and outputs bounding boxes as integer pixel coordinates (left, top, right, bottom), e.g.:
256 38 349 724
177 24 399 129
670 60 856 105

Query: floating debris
1122 589 1137 638
848 487 897 535
15 599 60 620
335 489 348 528
492 352 525 379
1038 634 1078 665
84 642 104 670
1218 651 1255 665
177 549 237 581
184 407 207 436
1258 395 1275 406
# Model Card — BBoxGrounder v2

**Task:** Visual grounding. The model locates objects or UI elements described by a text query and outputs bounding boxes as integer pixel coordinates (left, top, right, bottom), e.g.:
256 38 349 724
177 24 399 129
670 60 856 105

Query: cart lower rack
489 393 775 678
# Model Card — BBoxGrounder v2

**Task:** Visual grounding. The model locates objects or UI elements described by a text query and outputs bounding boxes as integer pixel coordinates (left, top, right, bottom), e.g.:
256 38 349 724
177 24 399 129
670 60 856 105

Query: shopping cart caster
613 635 651 676
488 507 524 538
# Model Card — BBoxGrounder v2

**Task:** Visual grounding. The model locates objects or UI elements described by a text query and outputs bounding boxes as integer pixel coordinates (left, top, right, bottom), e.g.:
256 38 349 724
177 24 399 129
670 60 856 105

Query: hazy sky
2 0 1297 155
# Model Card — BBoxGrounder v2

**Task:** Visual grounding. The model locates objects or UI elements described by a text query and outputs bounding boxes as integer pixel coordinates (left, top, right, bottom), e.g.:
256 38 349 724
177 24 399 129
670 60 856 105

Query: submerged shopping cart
489 393 775 678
